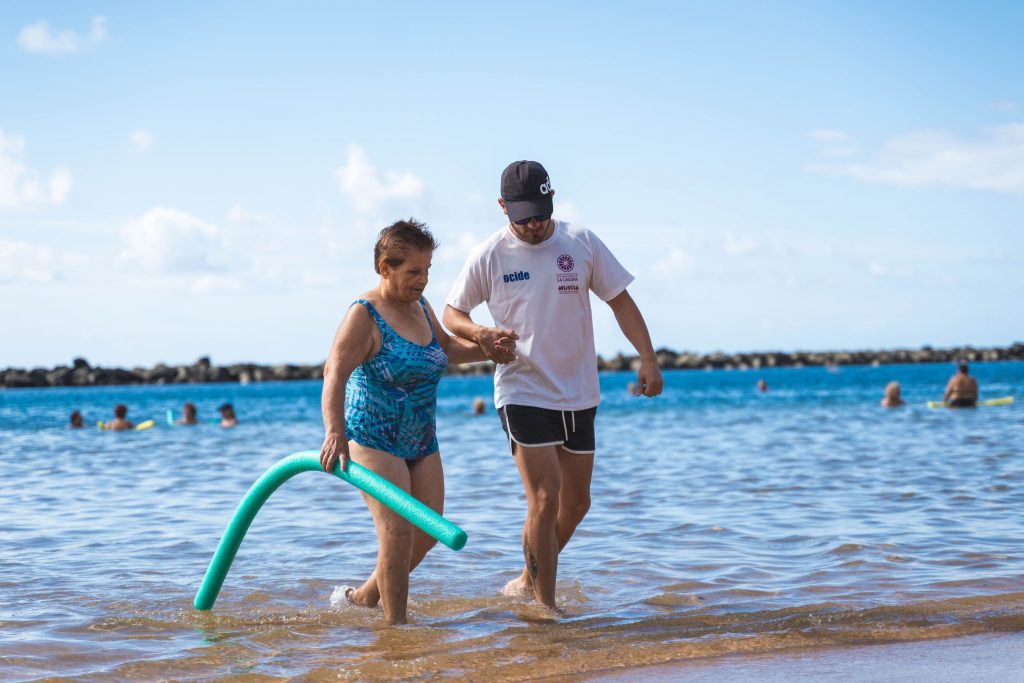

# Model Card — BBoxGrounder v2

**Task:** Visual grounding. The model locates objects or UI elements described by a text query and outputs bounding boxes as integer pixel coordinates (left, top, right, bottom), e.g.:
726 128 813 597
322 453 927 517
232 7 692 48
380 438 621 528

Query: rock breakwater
2 343 1022 389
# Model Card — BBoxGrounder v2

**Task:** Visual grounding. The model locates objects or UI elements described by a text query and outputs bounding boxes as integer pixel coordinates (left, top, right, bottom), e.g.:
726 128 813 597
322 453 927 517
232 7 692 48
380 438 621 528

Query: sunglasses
513 214 552 226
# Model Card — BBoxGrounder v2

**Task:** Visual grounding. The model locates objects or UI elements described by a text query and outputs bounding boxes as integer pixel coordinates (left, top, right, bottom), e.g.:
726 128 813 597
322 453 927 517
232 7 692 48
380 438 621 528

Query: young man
443 160 664 608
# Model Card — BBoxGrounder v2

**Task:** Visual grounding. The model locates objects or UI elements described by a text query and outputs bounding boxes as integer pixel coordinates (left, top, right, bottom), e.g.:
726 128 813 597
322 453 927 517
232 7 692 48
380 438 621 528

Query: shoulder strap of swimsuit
351 299 391 337
418 297 438 344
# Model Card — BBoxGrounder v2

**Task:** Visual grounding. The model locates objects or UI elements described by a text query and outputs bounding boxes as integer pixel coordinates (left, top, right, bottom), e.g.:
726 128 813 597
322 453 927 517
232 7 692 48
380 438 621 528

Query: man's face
509 216 553 244
500 196 554 244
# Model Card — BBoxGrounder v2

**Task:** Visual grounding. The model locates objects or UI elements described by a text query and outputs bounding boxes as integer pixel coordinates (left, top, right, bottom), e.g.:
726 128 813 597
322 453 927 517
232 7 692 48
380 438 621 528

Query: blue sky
2 2 1022 368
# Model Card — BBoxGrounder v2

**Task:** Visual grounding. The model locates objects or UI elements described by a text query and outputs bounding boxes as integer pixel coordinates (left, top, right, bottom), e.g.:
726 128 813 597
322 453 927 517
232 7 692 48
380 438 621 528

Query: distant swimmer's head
882 381 905 407
218 402 235 416
958 363 969 375
885 381 902 399
757 379 768 392
499 161 555 244
183 402 196 417
70 410 84 428
114 404 128 419
374 219 439 303
472 397 486 415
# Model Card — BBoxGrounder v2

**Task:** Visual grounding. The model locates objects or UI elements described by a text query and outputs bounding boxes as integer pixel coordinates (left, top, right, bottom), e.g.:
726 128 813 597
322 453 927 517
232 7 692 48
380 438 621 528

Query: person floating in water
943 363 978 408
69 410 84 428
218 403 238 428
472 397 487 415
106 404 134 431
176 402 199 425
757 379 768 392
881 381 905 407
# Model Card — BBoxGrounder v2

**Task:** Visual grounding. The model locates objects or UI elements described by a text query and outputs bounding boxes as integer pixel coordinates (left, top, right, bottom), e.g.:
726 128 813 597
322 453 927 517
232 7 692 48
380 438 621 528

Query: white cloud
121 207 230 273
809 129 858 157
0 129 73 210
723 232 757 255
334 145 425 215
50 167 72 203
189 273 245 294
810 123 1024 194
554 199 580 223
129 129 154 152
225 204 273 224
653 246 696 275
17 16 107 56
0 241 56 283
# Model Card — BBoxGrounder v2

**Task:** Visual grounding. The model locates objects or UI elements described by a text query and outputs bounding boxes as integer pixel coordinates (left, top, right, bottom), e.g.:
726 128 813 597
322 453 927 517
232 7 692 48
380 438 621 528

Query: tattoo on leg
523 540 538 580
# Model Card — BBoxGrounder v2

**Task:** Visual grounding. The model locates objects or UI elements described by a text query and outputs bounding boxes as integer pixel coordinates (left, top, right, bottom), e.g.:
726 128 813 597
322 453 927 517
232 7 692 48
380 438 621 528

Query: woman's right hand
476 326 518 363
320 432 350 473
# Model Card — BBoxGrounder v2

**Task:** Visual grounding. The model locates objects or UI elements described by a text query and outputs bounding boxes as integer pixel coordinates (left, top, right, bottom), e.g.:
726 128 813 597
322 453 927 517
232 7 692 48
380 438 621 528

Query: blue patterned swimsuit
345 298 449 459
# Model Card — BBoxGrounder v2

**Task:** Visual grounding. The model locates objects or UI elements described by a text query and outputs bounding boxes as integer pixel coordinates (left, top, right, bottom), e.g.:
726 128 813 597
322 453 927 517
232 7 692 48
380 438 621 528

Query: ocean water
1 362 1022 681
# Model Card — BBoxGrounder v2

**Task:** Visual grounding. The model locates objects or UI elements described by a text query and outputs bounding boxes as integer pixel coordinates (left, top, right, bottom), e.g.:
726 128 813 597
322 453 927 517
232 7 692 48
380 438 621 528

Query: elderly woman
319 218 514 625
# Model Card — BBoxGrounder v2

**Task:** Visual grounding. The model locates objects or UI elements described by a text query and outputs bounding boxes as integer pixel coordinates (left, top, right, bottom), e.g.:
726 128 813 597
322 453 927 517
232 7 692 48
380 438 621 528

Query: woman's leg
406 452 444 571
349 453 444 609
347 443 414 625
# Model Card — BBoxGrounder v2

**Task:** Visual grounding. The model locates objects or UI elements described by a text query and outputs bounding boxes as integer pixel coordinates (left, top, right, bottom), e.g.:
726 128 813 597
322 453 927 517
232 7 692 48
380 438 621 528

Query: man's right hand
476 326 518 363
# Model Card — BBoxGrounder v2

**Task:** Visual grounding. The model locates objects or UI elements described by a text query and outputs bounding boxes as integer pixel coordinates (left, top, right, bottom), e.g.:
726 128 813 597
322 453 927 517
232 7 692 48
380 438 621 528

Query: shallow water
1 363 1022 681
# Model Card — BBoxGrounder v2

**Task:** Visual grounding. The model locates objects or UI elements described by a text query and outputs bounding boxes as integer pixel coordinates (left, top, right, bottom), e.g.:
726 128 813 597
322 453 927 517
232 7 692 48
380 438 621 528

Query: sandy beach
588 633 1024 682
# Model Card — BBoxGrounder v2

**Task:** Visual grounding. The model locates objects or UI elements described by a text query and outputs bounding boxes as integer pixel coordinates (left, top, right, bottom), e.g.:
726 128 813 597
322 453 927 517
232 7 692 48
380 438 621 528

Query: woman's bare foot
501 569 533 597
347 582 381 608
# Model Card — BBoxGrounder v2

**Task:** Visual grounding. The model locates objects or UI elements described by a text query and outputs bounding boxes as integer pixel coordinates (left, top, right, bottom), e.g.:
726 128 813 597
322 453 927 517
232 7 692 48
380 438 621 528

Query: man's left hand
633 360 664 397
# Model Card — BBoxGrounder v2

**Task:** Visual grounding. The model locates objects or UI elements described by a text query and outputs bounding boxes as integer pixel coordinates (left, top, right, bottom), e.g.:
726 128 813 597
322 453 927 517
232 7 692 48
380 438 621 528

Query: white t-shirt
447 220 634 411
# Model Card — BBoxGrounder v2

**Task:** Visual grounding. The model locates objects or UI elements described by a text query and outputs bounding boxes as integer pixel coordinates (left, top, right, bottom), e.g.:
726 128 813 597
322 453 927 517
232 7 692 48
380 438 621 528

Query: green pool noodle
193 450 467 610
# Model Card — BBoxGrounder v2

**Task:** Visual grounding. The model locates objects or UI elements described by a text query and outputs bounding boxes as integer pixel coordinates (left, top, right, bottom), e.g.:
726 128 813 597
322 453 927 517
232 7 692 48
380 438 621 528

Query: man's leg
555 446 594 549
510 446 594 593
513 443 561 607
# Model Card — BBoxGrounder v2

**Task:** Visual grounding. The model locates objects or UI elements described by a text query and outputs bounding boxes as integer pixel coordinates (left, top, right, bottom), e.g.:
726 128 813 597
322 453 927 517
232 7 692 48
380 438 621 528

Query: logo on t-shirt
502 270 530 283
556 254 574 272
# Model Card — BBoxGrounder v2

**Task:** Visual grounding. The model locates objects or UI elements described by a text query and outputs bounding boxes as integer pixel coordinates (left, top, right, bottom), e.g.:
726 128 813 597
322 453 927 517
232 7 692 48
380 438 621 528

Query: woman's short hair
373 218 439 274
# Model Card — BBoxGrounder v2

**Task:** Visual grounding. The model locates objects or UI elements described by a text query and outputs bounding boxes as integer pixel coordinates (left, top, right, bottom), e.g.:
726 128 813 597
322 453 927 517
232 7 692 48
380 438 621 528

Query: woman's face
382 249 432 302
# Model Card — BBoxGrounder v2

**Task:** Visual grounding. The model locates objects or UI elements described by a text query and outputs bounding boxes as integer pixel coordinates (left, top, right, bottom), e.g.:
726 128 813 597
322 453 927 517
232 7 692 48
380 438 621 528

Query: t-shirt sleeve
446 245 489 313
587 231 634 301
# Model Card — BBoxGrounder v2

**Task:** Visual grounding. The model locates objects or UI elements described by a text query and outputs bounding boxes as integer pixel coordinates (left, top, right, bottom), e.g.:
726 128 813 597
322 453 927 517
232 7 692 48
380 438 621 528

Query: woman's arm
442 305 518 363
320 305 377 472
428 300 515 365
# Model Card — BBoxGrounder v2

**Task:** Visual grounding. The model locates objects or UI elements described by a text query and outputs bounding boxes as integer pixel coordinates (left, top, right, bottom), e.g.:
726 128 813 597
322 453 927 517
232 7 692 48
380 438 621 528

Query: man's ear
498 198 508 215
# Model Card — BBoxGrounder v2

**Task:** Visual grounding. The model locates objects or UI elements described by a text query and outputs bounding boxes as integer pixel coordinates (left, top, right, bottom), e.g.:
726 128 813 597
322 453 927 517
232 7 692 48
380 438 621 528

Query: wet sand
588 633 1024 682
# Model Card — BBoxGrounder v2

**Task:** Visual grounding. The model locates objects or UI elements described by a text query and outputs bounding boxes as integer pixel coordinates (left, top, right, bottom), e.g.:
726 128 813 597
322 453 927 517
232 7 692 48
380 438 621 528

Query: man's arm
943 377 956 401
443 305 517 363
606 290 664 397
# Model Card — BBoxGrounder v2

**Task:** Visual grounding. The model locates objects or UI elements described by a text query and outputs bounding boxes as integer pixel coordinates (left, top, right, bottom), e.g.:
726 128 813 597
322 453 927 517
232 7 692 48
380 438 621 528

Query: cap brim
505 196 553 223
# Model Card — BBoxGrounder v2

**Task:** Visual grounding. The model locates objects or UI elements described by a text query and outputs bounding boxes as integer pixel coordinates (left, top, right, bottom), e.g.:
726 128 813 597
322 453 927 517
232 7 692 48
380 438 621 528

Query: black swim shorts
498 404 597 454
949 398 977 408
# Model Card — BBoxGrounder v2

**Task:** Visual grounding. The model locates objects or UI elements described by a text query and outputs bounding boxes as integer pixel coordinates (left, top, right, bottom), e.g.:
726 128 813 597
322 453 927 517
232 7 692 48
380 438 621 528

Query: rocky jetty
594 342 1024 372
2 343 1022 389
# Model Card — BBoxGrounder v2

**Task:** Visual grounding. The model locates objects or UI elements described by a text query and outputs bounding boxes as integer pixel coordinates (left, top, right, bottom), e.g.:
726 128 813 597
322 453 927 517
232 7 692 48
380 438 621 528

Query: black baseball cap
500 160 554 223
